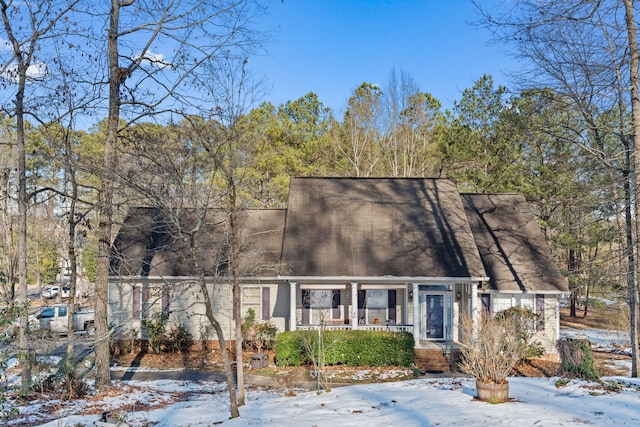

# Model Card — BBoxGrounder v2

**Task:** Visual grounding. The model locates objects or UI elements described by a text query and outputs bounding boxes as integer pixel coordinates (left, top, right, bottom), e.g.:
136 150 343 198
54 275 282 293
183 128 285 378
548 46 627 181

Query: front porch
286 280 482 351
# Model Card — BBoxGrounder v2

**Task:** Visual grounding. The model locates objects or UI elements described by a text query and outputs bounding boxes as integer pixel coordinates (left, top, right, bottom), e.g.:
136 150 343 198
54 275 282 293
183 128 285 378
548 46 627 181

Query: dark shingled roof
109 178 567 293
110 207 285 278
461 193 569 293
280 177 486 278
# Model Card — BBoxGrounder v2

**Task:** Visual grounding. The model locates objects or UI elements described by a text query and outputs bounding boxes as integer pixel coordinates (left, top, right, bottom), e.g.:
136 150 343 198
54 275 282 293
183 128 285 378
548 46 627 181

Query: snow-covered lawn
3 326 638 427
29 375 640 427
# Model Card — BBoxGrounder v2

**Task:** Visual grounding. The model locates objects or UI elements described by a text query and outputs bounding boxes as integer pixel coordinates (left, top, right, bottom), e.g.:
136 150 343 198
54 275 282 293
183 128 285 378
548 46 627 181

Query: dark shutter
357 290 366 324
536 294 545 331
332 290 341 319
262 287 270 320
481 294 491 319
162 286 170 316
301 289 310 324
133 286 141 318
388 290 396 323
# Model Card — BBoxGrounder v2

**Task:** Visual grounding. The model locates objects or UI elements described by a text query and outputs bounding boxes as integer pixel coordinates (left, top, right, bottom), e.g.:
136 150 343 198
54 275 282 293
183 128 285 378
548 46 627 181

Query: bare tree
200 55 266 407
622 0 640 378
334 82 383 177
91 0 267 390
0 0 81 390
474 0 640 376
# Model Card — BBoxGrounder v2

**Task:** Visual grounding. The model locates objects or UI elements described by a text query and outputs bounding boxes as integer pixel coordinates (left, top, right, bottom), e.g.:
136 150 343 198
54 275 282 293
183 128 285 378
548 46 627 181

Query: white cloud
1 62 48 83
134 50 171 69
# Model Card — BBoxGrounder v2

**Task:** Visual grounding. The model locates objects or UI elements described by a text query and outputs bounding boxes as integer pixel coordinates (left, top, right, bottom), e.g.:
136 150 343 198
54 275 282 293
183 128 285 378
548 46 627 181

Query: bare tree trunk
190 238 239 418
16 73 31 390
1 0 33 388
201 282 239 418
229 181 245 406
623 0 640 378
66 152 78 361
94 0 124 389
569 247 578 318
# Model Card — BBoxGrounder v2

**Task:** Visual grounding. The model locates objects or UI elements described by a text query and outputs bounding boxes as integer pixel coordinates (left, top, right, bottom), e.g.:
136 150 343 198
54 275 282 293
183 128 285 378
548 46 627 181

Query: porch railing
298 323 413 334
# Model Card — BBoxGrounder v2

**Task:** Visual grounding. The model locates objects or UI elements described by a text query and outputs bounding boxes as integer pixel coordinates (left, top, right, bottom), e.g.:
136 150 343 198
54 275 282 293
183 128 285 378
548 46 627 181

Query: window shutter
162 286 170 316
536 294 545 331
357 290 366 323
388 290 396 323
133 286 141 319
262 287 270 320
301 289 310 324
481 293 491 319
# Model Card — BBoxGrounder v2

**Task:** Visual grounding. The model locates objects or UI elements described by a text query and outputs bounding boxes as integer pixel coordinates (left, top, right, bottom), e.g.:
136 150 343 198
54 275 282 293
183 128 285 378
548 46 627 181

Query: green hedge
275 330 415 367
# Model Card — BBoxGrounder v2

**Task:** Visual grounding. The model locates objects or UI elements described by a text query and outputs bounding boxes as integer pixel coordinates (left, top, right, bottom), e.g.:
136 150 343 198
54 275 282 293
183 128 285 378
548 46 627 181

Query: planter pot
475 380 509 403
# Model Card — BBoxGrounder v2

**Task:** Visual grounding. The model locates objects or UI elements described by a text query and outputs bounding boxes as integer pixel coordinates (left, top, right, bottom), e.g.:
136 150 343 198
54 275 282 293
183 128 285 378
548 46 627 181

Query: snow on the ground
33 376 640 427
561 327 631 353
3 326 638 427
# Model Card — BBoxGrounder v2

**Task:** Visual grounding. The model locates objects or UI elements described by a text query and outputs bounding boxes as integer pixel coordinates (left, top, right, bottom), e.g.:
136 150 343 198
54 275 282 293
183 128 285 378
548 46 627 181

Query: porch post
412 282 420 343
404 284 409 325
351 283 358 330
289 282 297 331
470 281 478 339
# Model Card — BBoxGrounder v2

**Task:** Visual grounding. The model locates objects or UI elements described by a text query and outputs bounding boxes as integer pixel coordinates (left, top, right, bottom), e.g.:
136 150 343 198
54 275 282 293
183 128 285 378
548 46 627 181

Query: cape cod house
108 177 568 369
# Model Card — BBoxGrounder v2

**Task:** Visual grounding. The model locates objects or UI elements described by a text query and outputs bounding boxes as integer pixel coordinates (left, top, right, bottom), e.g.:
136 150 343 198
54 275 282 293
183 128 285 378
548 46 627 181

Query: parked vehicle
24 304 95 336
42 285 80 299
38 304 94 335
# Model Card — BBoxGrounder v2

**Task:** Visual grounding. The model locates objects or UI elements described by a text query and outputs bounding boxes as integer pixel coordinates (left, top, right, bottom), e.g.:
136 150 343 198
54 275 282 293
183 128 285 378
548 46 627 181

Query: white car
42 285 61 299
41 285 80 299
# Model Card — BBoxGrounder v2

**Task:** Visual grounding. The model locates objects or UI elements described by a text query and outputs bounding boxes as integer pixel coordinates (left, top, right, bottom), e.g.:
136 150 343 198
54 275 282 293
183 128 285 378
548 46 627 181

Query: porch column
404 284 409 325
412 282 420 343
470 282 478 340
289 282 297 331
351 283 358 330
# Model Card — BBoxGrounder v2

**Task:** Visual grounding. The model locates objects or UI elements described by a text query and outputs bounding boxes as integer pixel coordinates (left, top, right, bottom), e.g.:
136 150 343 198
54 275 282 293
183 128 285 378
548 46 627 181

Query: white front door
421 292 450 340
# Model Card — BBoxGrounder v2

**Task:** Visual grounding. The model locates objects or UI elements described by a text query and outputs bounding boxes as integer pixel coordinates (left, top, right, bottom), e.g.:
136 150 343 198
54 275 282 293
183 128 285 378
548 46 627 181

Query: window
367 290 387 324
301 289 340 324
309 289 333 308
242 286 262 320
39 307 55 319
58 307 67 317
357 289 396 324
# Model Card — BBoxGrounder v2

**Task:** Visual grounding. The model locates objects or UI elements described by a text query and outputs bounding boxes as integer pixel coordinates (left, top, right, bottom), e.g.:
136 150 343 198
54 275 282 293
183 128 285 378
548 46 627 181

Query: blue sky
250 0 519 114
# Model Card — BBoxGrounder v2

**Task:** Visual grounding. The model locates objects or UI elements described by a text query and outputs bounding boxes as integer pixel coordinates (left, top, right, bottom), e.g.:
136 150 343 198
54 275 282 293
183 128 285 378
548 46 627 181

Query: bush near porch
275 330 415 367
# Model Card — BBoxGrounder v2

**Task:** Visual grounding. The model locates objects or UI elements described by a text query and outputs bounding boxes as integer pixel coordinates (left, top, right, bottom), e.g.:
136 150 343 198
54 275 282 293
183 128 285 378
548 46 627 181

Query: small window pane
310 290 332 308
367 290 387 309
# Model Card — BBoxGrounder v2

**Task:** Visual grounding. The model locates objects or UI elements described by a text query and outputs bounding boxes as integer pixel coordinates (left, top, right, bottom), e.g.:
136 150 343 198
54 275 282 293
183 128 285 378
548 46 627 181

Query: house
108 177 568 369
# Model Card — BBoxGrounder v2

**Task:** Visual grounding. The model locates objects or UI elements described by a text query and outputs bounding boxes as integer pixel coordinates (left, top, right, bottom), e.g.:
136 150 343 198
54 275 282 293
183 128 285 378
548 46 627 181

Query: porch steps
414 349 460 372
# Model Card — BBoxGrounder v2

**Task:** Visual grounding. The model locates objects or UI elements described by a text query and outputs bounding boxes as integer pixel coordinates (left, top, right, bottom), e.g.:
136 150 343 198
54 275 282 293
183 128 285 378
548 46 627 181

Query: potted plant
459 314 525 403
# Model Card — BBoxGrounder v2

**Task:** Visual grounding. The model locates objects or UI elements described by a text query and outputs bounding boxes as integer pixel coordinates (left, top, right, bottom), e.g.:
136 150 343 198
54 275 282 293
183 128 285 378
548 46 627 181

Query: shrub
143 314 168 354
242 309 277 352
558 338 599 381
495 306 544 358
275 330 414 367
275 331 305 366
459 314 524 384
165 324 193 353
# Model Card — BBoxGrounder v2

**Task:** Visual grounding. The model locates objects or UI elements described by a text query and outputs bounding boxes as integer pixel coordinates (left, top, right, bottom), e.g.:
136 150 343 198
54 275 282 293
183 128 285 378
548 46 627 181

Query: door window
425 294 444 339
